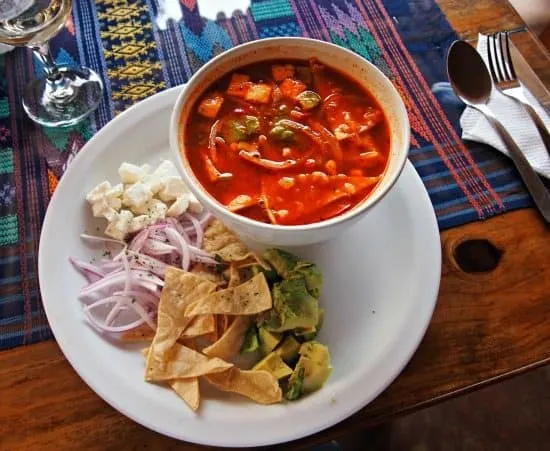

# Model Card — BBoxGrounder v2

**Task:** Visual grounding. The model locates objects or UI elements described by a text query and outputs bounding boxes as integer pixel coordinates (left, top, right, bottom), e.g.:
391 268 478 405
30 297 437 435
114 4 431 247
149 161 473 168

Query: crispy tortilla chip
145 269 218 378
190 263 227 287
184 273 271 317
121 322 156 342
228 263 241 288
170 378 200 411
204 220 267 269
180 314 216 338
206 367 282 404
151 269 216 349
203 316 252 361
235 255 269 270
146 342 232 381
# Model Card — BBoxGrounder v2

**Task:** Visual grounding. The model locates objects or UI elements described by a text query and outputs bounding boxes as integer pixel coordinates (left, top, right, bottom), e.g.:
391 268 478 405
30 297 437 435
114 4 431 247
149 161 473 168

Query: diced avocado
262 249 323 297
296 90 321 110
263 248 299 278
252 352 293 380
274 335 301 364
269 123 295 142
263 278 319 332
258 327 282 355
295 308 324 341
290 263 323 298
240 324 259 353
294 341 332 393
223 115 260 143
285 366 305 400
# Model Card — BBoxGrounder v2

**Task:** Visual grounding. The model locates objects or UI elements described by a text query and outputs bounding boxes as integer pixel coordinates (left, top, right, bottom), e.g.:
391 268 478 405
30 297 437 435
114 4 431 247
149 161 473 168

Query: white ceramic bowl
170 37 410 246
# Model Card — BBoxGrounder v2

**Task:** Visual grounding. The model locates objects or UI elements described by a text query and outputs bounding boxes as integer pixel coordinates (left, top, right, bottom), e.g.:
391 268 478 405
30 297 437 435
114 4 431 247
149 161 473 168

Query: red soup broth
182 58 391 226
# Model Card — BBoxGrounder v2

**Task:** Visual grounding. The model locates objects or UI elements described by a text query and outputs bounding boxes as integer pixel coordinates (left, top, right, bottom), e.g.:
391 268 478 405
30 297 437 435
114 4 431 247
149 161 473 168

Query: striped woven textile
0 0 531 349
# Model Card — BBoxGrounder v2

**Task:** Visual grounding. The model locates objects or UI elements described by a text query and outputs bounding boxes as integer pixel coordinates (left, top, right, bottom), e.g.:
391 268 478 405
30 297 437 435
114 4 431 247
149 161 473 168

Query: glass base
22 66 103 128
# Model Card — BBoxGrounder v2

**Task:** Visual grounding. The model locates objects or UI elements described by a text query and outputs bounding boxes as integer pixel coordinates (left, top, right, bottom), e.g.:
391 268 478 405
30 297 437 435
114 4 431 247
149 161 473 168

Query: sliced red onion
142 238 177 255
69 257 104 282
167 217 191 243
80 233 125 247
182 212 203 247
129 228 150 253
164 226 191 271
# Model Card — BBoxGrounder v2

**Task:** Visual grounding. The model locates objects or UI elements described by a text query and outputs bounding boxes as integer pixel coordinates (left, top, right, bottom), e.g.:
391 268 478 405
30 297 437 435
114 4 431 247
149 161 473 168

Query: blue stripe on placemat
382 0 531 219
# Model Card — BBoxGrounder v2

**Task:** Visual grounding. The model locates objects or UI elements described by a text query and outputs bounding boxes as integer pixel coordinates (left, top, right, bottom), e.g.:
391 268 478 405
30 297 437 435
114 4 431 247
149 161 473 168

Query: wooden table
2 1 549 449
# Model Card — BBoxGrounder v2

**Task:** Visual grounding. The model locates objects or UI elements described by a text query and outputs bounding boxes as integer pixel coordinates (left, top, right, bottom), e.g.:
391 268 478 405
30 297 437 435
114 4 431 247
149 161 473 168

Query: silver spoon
447 40 550 223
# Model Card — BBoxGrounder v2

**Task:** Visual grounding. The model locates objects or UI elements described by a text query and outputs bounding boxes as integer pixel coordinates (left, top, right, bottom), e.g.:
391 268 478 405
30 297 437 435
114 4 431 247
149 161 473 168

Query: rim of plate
38 86 441 448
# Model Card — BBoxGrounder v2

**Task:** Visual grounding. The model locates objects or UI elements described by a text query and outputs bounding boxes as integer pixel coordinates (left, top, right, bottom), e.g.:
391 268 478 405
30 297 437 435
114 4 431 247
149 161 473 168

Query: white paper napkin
460 33 550 178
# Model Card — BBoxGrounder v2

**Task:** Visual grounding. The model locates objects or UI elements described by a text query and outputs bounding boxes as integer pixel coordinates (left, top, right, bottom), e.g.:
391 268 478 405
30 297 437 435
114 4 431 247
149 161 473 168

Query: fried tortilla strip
203 316 252 361
206 367 282 404
180 314 216 338
171 378 200 411
145 269 218 377
121 322 156 342
141 346 201 410
228 263 241 288
190 263 227 287
184 273 271 317
146 341 232 381
204 220 268 269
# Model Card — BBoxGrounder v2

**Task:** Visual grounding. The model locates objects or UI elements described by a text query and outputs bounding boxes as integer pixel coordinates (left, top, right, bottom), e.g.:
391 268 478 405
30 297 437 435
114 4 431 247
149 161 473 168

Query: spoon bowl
447 40 493 105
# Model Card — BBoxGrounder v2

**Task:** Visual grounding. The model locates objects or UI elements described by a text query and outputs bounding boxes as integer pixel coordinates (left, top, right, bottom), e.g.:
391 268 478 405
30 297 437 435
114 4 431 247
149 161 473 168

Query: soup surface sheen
184 58 391 226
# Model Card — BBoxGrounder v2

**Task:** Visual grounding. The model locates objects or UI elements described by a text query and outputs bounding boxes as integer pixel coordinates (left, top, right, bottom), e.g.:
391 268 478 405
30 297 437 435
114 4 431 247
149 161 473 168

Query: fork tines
487 32 517 84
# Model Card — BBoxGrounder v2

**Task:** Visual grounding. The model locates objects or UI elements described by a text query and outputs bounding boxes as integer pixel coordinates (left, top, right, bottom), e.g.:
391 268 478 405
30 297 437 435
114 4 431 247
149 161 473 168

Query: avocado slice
294 308 324 341
252 352 292 380
274 335 301 364
258 327 282 355
262 249 323 297
240 324 259 353
262 278 319 332
285 366 305 400
292 341 332 394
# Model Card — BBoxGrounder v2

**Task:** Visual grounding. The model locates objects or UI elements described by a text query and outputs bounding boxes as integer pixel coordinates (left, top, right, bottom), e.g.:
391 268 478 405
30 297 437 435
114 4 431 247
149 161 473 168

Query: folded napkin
460 33 550 178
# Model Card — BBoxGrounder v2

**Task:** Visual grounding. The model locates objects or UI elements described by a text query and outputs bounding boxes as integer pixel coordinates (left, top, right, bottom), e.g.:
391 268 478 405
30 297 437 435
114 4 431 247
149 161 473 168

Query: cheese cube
104 210 134 240
122 182 153 211
129 215 153 234
187 193 203 214
92 198 117 221
107 183 124 198
119 162 147 184
167 194 190 217
86 181 111 204
158 176 188 202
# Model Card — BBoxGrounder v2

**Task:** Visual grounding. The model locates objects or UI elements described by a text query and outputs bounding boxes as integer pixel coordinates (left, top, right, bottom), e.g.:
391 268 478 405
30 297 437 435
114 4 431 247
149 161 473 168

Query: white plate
39 87 441 448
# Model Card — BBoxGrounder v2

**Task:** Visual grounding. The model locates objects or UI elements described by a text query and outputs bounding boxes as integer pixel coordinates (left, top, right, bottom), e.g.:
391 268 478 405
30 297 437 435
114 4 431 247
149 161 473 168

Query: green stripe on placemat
0 148 13 174
0 215 18 246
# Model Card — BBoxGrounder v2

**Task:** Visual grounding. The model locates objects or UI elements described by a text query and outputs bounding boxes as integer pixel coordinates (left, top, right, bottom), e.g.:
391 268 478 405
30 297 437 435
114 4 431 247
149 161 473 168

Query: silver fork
487 32 550 155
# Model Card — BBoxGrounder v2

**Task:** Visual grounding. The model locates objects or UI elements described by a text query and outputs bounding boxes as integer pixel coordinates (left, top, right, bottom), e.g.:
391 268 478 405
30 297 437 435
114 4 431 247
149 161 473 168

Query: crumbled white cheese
118 162 147 184
123 182 153 211
104 210 134 240
86 181 111 204
158 176 188 202
88 160 203 237
167 194 190 217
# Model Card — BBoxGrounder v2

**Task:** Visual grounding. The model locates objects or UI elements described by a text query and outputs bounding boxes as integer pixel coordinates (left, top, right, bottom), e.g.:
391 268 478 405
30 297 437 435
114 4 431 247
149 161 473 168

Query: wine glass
0 0 103 127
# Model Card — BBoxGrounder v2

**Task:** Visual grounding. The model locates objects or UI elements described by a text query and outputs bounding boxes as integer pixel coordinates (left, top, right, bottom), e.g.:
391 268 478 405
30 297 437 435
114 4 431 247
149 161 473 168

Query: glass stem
31 42 61 80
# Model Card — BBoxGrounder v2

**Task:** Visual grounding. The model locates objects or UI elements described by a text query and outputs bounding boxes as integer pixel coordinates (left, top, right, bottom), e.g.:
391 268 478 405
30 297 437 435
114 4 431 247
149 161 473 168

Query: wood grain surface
2 1 550 450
